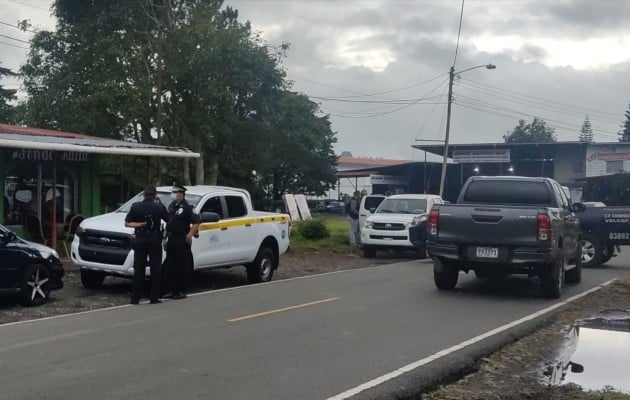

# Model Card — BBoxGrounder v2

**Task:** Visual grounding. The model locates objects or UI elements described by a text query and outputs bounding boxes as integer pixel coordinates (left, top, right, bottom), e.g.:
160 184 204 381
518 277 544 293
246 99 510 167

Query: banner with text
452 149 510 163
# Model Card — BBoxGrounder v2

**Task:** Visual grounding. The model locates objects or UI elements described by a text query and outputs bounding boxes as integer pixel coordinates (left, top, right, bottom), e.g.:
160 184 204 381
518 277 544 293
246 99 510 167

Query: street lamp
439 63 497 198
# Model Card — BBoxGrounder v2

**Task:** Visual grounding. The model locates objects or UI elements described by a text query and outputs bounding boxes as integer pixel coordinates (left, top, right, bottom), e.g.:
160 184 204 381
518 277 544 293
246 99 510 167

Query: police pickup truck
426 176 583 298
575 204 630 267
71 186 290 288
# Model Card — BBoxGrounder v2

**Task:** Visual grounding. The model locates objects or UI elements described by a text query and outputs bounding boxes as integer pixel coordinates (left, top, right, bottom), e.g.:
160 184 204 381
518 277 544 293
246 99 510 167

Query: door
0 232 20 290
222 195 258 262
193 195 231 267
553 183 580 259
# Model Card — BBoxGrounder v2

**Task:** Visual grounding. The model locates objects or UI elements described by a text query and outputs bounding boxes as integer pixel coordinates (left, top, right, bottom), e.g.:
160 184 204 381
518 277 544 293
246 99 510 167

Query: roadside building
0 123 199 249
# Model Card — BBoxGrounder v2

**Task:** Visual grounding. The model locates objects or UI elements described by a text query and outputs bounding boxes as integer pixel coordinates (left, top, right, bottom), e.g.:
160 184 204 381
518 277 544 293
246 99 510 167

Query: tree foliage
579 115 593 143
0 64 17 123
619 103 630 142
503 118 557 143
19 0 338 203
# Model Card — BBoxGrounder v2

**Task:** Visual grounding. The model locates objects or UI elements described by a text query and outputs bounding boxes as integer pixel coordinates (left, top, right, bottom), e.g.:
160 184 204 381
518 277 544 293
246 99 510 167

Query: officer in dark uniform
125 185 168 304
162 183 200 300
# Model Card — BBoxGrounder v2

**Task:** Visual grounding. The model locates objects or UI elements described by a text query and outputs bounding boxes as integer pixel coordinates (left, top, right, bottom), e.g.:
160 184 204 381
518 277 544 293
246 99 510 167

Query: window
462 180 553 205
200 196 223 219
573 162 583 174
551 183 568 209
606 161 624 174
225 195 247 218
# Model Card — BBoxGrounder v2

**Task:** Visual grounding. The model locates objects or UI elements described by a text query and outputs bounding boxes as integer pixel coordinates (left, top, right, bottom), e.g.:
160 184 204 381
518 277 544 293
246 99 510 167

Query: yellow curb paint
228 297 340 322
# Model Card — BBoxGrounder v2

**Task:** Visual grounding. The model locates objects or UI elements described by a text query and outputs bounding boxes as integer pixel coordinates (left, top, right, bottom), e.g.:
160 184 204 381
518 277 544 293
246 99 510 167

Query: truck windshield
117 192 203 212
463 180 552 205
376 198 427 214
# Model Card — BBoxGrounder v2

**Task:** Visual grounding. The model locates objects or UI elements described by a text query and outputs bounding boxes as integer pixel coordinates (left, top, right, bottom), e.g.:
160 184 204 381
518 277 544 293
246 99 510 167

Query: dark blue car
326 201 346 214
0 225 64 306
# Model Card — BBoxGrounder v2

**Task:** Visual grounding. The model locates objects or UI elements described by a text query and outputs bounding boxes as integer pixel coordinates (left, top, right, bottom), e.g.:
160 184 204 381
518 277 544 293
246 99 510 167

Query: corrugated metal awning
0 123 200 158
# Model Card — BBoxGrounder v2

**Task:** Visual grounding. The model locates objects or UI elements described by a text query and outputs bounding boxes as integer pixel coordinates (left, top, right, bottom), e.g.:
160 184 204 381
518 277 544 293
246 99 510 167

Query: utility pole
438 63 496 199
439 66 455 198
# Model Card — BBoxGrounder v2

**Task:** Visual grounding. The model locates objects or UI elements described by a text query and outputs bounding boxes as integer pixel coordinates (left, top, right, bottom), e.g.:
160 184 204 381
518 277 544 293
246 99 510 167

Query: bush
296 218 330 240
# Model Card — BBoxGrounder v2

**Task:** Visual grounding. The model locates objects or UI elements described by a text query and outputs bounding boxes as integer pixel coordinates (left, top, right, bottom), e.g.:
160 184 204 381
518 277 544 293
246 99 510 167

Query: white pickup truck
71 185 290 288
360 194 443 258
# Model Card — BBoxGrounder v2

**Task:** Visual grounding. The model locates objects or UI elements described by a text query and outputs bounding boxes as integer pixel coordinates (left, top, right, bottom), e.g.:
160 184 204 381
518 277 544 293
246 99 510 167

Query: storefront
0 123 200 251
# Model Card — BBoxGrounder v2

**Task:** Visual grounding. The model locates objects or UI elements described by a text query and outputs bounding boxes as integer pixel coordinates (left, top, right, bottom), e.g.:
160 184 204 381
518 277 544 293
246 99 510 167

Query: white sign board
294 194 312 220
371 174 407 185
452 149 510 163
283 194 301 221
586 145 630 177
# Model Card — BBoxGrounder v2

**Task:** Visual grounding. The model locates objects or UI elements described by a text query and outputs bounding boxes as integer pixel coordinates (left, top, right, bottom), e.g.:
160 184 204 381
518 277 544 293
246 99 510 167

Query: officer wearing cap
125 185 168 304
162 183 200 300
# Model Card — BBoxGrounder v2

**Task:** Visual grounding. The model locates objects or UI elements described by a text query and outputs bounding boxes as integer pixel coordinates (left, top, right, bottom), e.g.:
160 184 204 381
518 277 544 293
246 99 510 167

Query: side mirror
369 208 376 214
199 212 220 223
569 362 584 374
572 203 586 213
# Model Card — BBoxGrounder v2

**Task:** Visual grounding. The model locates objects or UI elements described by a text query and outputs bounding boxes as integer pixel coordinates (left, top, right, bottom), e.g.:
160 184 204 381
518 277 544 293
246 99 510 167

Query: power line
5 0 48 11
452 0 465 67
463 78 620 117
310 94 444 105
457 82 621 125
0 33 29 44
0 20 37 33
0 40 28 49
290 72 447 100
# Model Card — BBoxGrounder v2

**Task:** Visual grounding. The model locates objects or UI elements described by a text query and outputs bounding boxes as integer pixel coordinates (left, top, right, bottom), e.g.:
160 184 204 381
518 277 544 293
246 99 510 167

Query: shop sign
11 149 89 162
371 174 407 185
453 149 511 163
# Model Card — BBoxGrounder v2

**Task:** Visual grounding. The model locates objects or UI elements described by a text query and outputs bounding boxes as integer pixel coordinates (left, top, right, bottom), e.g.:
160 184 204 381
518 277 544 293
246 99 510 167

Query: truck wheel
21 264 52 307
246 247 275 284
433 258 458 290
363 245 377 258
81 269 105 289
541 254 564 299
580 233 603 268
565 243 582 284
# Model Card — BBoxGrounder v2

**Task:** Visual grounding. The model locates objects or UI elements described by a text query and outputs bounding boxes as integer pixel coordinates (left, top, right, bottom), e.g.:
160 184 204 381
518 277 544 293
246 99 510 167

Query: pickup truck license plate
476 247 498 258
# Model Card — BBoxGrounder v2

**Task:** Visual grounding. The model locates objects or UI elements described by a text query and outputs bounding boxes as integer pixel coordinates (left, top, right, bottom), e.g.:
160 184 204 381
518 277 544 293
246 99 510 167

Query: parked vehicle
314 200 333 213
0 224 64 306
426 176 582 298
326 201 346 214
361 194 443 258
71 186 291 288
574 202 630 267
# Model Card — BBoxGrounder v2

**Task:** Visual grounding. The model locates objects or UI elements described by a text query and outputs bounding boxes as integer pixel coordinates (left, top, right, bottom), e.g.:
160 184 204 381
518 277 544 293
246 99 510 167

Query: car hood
366 213 427 224
81 212 134 234
7 238 58 259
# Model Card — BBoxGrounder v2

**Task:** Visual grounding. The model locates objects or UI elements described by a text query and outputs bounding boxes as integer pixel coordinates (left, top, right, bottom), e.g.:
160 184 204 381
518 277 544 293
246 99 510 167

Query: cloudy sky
1 0 630 161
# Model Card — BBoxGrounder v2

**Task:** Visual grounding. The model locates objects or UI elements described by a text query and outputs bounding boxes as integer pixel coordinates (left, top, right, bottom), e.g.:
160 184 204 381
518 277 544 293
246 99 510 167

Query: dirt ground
1 250 629 399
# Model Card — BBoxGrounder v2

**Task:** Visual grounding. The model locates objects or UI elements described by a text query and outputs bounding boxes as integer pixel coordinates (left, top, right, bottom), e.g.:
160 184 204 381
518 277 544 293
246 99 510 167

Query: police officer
162 183 200 300
125 185 168 304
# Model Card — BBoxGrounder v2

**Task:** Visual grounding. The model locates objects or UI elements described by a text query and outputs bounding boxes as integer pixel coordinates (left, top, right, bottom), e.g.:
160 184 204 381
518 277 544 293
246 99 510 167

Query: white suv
360 194 442 258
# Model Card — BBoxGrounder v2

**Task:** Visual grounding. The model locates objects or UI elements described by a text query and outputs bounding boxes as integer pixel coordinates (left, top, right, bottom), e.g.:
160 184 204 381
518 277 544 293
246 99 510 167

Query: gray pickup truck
426 176 583 298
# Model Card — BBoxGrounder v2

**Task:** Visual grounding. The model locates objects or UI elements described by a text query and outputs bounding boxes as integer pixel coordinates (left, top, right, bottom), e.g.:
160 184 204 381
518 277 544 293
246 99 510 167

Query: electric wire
0 40 28 49
0 33 29 44
0 20 37 33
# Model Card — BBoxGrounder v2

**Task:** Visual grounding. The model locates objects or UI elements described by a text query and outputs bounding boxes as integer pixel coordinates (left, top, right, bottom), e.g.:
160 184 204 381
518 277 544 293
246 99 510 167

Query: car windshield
117 192 203 212
376 198 428 214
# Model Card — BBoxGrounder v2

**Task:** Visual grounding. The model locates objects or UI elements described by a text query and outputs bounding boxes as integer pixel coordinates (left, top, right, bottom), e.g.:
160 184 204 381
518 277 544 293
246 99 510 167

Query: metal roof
0 123 200 158
412 141 595 158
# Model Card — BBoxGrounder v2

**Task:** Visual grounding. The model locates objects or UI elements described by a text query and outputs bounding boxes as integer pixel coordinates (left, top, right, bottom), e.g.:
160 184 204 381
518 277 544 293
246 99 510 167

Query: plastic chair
60 214 84 258
25 213 48 245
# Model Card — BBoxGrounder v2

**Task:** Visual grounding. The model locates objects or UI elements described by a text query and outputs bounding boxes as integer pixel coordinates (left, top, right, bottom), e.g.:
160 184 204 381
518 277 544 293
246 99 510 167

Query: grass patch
290 214 353 253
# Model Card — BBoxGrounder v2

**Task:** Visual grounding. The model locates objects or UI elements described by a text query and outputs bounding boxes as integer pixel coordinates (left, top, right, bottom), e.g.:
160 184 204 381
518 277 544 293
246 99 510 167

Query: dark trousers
132 237 163 302
164 235 193 294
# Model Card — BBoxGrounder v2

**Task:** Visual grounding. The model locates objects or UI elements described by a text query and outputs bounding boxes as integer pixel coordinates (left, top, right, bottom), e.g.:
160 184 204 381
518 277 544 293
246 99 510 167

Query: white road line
326 278 618 400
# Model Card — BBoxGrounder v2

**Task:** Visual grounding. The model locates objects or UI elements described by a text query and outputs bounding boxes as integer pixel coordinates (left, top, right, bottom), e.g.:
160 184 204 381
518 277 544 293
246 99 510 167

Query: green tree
619 103 630 142
579 115 593 143
0 64 17 122
503 118 557 143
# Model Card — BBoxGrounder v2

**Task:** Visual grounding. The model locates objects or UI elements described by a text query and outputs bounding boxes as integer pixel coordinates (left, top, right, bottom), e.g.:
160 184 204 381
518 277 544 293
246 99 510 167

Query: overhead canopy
0 123 200 158
413 141 590 161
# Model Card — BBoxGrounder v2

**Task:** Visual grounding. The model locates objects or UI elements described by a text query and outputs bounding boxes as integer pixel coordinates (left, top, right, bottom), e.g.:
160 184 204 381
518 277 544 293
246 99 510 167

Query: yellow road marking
228 297 340 322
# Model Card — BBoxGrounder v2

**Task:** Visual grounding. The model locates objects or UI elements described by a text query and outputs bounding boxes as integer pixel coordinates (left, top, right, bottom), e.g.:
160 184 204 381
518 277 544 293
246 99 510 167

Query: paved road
1 253 628 400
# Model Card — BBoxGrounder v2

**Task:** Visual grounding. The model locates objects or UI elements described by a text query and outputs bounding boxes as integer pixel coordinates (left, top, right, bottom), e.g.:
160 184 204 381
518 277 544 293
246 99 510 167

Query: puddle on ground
543 310 630 393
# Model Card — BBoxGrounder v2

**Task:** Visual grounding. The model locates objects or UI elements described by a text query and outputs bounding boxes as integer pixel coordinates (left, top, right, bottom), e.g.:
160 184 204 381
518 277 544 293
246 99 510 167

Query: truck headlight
364 220 373 229
411 215 428 226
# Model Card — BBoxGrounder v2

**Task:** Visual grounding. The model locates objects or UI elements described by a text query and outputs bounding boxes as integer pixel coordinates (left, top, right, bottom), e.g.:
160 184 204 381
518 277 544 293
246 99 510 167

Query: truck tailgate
438 205 542 247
